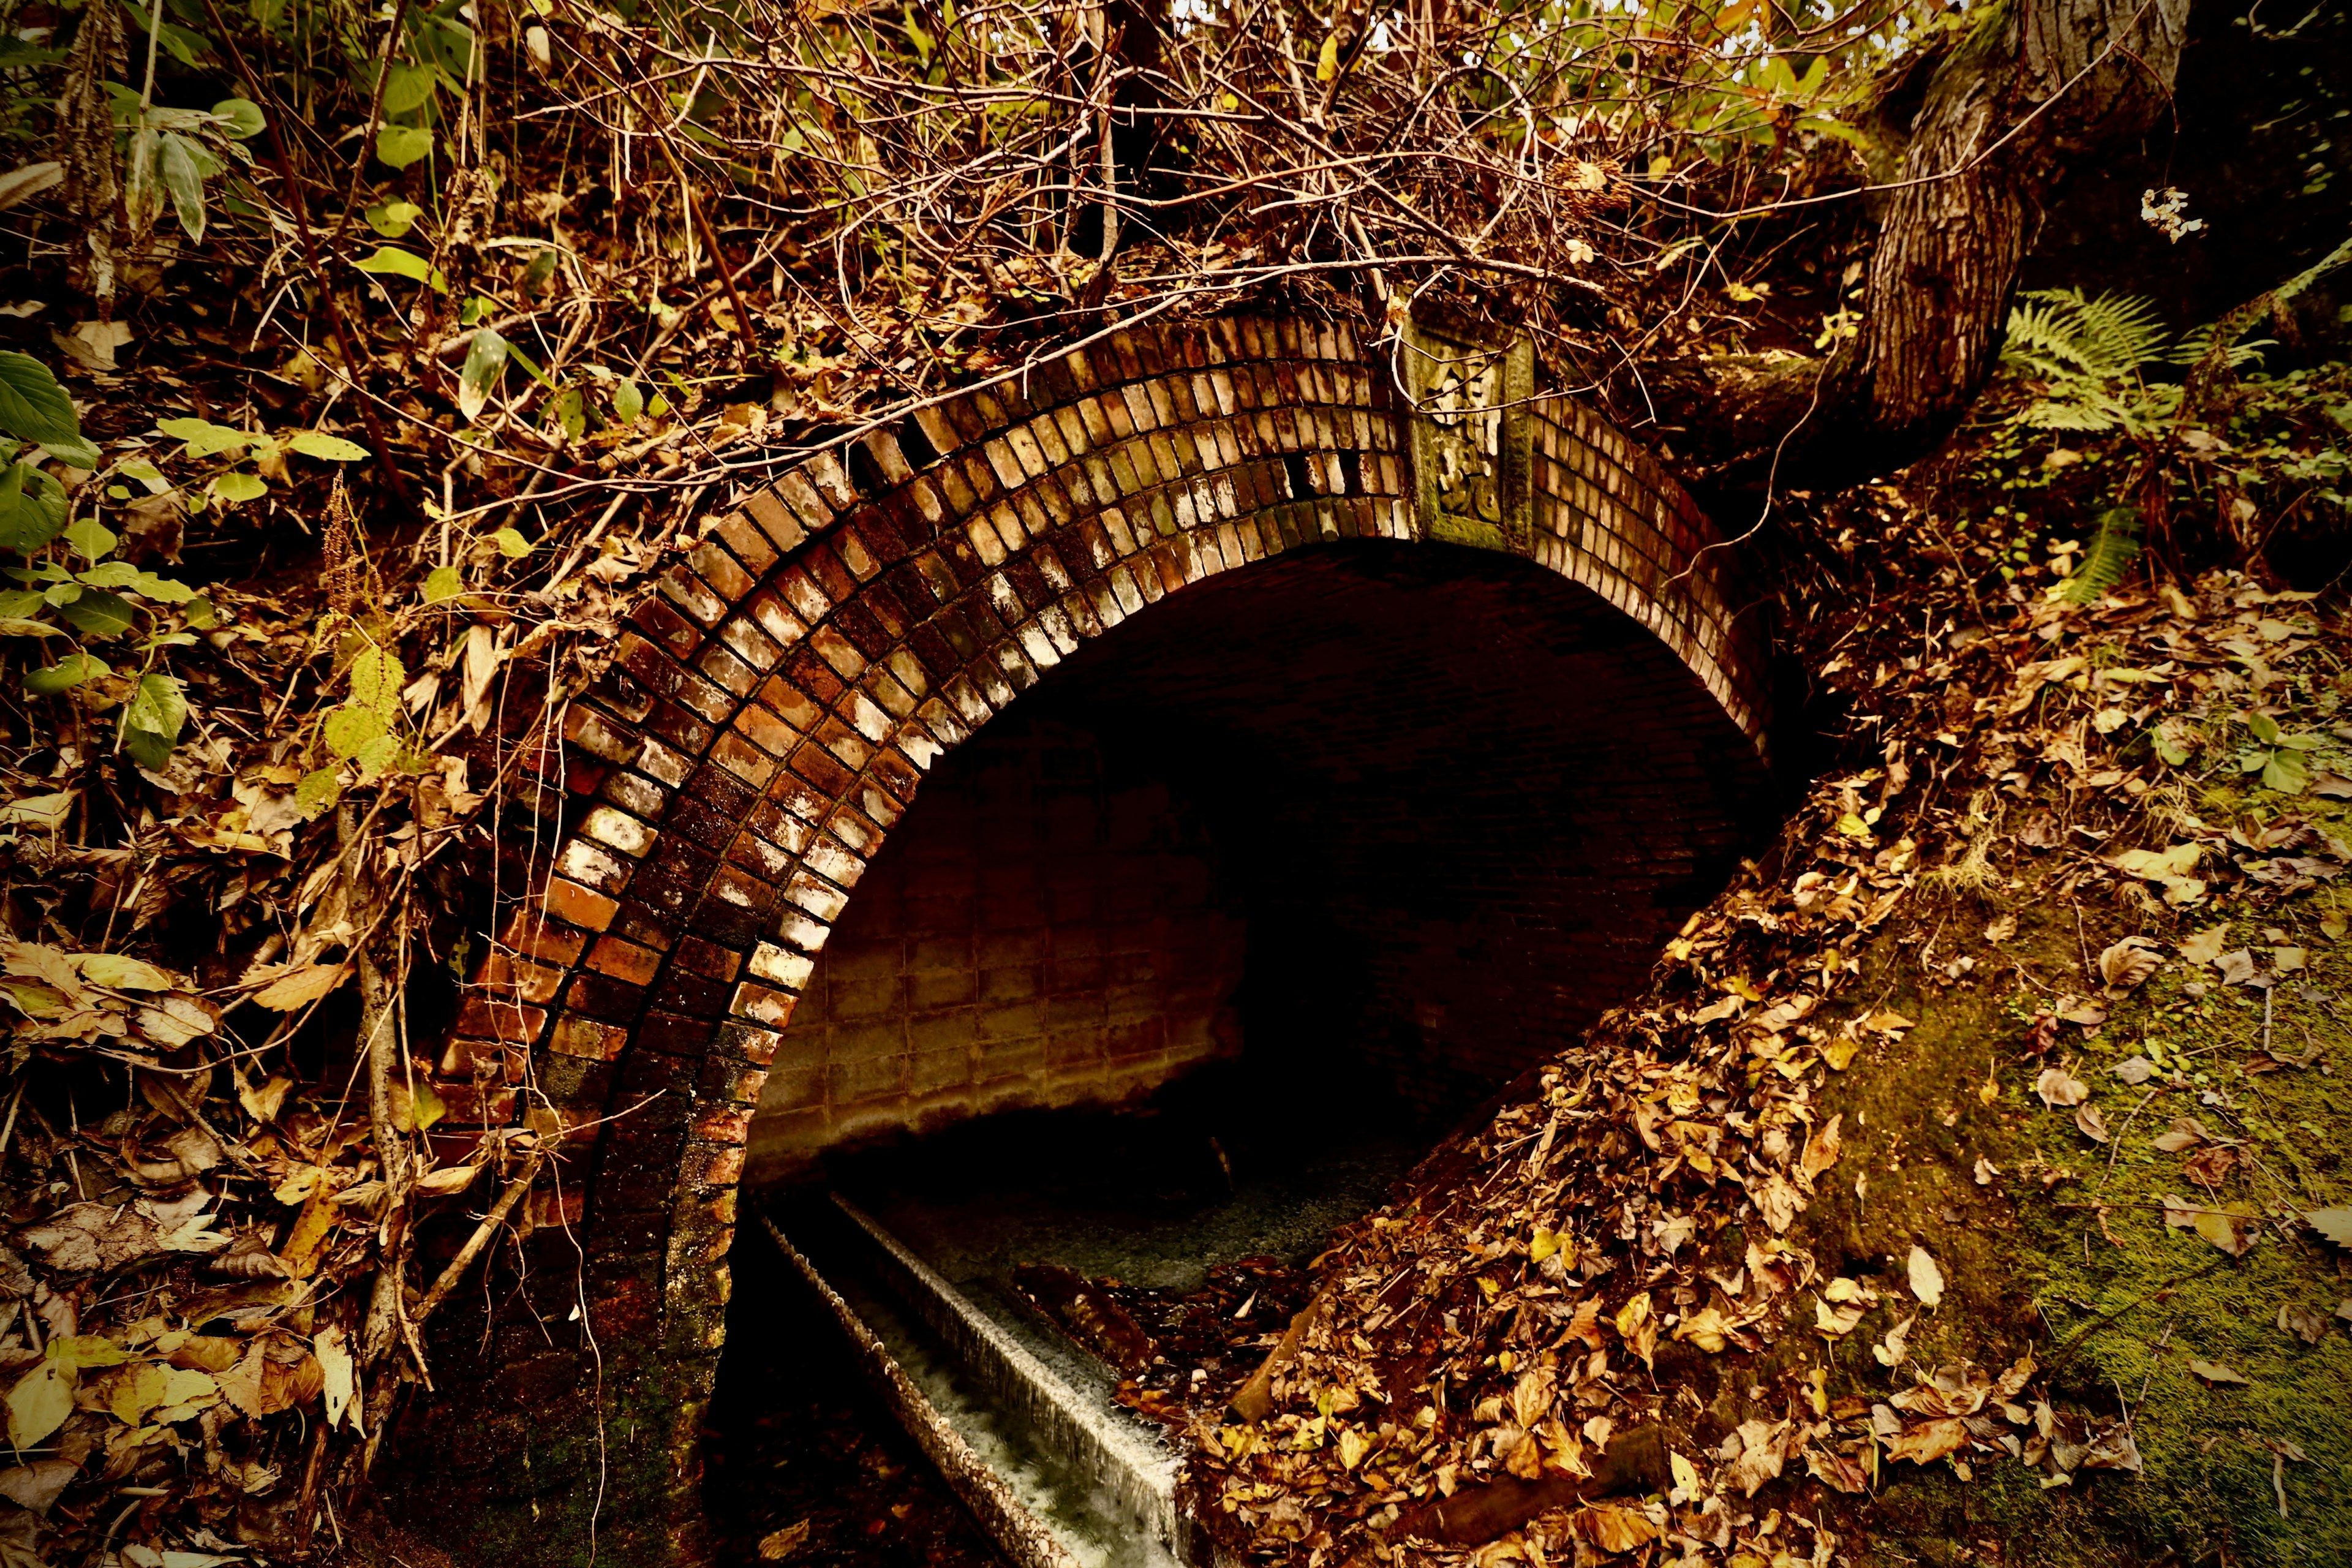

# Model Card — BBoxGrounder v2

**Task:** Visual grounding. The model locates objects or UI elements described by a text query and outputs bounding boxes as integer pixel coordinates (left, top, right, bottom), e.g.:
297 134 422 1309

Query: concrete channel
762 1198 1235 1568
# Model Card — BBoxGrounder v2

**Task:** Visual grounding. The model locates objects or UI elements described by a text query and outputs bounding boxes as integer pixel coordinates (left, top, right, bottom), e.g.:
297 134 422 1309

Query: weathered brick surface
394 313 1773 1566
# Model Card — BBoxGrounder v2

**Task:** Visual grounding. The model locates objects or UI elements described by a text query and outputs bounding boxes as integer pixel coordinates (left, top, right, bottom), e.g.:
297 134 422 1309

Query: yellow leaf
101 1361 172 1425
1613 1291 1651 1339
1529 1228 1559 1264
1576 1500 1663 1553
1315 31 1341 81
252 963 345 1011
1336 1427 1372 1469
1820 1035 1859 1071
1673 1306 1732 1352
7 1360 73 1448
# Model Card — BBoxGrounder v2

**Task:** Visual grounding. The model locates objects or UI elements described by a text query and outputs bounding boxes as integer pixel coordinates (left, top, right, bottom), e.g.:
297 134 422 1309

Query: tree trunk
1641 0 2192 499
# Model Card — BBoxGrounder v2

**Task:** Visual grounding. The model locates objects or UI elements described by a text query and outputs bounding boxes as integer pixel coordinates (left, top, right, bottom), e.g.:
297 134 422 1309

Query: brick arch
392 315 1771 1561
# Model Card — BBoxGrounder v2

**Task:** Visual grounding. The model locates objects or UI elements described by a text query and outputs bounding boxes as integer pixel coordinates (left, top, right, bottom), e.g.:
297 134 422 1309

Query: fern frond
2060 508 2143 604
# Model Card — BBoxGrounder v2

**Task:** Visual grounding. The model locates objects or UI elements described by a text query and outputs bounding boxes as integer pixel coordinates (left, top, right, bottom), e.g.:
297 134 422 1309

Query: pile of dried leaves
1136 548 2351 1567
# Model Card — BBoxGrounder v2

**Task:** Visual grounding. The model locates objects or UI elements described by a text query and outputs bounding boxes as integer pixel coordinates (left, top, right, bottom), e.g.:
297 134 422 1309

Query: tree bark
1640 0 2192 499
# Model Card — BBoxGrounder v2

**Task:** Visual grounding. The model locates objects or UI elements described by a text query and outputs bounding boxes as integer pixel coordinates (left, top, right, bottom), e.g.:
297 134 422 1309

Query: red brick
541 876 620 932
548 1014 628 1061
586 936 663 987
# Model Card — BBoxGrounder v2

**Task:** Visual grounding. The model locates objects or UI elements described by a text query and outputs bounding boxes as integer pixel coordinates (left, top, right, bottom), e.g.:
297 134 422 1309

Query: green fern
2000 288 2172 435
2059 507 2143 603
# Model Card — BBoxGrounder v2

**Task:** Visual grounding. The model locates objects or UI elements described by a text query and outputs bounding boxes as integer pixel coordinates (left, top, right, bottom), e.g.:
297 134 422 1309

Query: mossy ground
1783 782 2352 1566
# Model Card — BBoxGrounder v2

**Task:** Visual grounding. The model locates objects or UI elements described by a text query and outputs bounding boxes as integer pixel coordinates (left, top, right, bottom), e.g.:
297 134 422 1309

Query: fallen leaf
2193 1205 2258 1257
252 963 347 1011
1983 913 2017 943
2111 1055 2155 1085
2074 1102 2111 1143
2304 1208 2352 1248
4 1361 72 1449
2035 1066 2090 1107
1883 1417 1969 1464
2188 1359 2248 1385
2271 946 2306 973
757 1521 812 1561
2152 1117 2209 1153
317 1326 360 1433
1872 1314 1916 1368
2215 948 2259 987
2277 1303 2329 1345
1807 1446 1867 1493
1907 1246 1945 1308
2097 936 2162 992
1800 1113 1843 1183
2182 1144 2237 1187
1574 1501 1662 1553
2180 925 2230 966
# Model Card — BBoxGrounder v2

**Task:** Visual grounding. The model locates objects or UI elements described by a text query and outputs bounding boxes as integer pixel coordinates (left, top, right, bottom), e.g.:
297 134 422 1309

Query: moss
1791 804 2352 1564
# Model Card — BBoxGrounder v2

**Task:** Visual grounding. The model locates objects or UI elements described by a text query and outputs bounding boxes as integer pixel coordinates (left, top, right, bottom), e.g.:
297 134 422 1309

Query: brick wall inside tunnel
747 540 1772 1179
748 715 1250 1171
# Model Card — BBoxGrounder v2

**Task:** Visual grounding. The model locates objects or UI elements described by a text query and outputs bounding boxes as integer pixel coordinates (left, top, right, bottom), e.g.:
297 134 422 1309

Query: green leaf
78 561 141 587
130 571 197 604
373 126 435 170
75 953 173 990
62 516 116 561
491 526 530 559
0 352 91 462
58 589 134 636
2247 711 2282 745
610 379 644 423
377 60 440 116
294 767 342 816
157 132 206 243
2262 749 2310 795
211 97 265 139
422 564 462 602
322 703 384 758
119 672 187 768
551 385 585 443
209 470 267 503
347 644 404 712
365 199 423 238
353 245 447 292
353 731 401 782
287 431 369 462
184 595 216 629
23 652 108 695
0 463 64 554
458 329 508 423
156 417 249 459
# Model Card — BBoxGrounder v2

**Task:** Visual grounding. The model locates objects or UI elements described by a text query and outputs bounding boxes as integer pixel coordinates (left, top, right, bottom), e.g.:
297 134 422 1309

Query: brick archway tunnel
385 315 1775 1562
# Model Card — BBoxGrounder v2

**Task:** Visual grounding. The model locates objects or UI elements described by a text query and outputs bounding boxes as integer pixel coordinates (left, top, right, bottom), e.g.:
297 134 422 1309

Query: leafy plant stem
193 0 417 513
324 0 418 263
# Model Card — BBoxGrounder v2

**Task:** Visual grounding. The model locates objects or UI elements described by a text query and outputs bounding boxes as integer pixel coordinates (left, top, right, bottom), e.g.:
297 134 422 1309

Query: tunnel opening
706 538 1772 1565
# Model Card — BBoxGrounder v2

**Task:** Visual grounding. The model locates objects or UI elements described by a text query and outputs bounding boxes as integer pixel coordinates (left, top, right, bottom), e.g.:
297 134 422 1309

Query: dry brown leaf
2097 935 2162 992
758 1520 813 1560
251 963 347 1011
2074 1102 2111 1144
2277 1303 2329 1345
2035 1066 2090 1107
1574 1501 1662 1554
1883 1417 1969 1464
2180 924 2231 967
1800 1113 1843 1183
1907 1246 1945 1308
1983 913 2017 944
2188 1359 2248 1385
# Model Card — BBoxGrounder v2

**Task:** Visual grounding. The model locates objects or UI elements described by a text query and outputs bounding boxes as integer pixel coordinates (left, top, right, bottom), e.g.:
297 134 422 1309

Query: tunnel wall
388 313 1774 1564
750 719 1245 1170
